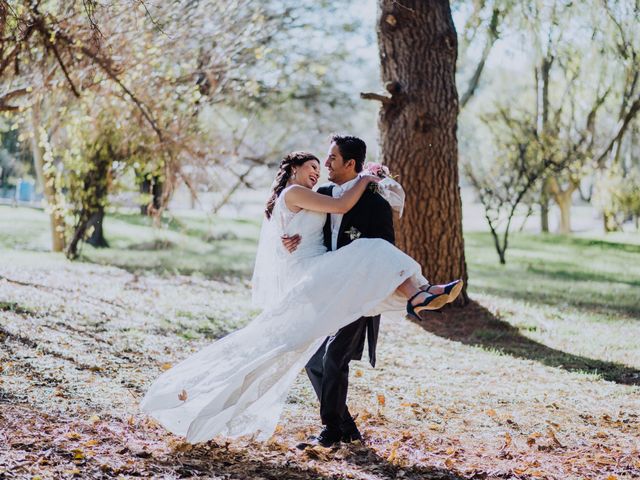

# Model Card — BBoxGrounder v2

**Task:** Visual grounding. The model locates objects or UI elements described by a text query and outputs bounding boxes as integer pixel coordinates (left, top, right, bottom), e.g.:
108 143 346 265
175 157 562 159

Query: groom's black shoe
340 418 363 444
341 427 363 444
296 427 342 449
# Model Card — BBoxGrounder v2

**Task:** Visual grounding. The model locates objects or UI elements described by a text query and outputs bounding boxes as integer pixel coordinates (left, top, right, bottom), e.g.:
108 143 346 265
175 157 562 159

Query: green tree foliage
462 0 640 260
1 0 369 254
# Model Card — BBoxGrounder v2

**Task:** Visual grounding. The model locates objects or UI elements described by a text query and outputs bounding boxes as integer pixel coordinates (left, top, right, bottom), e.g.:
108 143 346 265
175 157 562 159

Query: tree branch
460 7 501 110
595 95 640 166
212 165 256 214
0 86 28 111
360 92 392 104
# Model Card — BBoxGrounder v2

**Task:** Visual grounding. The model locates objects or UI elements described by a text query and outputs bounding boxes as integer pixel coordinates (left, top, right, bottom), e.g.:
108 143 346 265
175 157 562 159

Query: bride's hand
360 174 382 184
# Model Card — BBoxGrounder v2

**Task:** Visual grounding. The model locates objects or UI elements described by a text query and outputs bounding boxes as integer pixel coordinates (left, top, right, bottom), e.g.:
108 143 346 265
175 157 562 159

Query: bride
141 151 463 444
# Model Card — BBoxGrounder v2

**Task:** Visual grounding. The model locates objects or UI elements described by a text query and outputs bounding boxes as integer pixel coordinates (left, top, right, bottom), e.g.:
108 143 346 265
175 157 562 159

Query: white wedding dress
141 186 428 443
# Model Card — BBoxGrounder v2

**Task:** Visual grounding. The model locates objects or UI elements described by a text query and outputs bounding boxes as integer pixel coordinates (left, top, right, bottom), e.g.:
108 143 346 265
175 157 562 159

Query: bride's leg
397 277 449 315
397 277 463 310
396 278 431 306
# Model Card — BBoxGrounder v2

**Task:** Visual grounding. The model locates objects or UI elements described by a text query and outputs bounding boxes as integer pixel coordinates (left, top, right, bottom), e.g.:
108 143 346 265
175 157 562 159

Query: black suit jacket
318 184 395 367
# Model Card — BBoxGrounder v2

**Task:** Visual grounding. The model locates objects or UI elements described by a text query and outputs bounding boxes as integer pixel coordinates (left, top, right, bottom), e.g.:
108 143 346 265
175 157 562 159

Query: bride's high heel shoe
426 279 464 304
406 290 448 320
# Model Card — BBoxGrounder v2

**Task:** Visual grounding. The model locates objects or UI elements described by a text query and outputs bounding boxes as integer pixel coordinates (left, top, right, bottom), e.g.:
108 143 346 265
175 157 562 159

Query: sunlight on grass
0 206 261 279
2 205 639 374
466 231 640 318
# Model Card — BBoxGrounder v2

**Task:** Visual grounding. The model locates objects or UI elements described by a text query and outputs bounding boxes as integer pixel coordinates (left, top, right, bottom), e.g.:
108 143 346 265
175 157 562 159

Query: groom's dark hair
330 134 366 173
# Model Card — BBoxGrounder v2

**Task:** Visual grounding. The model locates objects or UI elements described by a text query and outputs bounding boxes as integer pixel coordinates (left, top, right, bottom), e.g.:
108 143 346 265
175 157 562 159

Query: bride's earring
292 170 297 179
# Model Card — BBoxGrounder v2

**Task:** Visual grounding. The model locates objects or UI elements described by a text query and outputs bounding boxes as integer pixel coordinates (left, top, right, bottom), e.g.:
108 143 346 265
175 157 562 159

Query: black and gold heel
406 291 448 320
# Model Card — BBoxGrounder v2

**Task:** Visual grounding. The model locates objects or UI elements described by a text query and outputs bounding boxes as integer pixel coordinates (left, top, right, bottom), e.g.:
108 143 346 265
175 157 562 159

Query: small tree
464 107 561 264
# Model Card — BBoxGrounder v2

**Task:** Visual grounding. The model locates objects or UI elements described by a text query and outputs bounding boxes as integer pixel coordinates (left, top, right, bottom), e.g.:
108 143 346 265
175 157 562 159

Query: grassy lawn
0 206 261 279
2 205 639 357
466 232 640 317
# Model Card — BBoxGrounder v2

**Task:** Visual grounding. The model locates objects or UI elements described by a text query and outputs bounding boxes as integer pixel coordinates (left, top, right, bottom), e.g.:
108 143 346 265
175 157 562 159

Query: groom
283 134 395 448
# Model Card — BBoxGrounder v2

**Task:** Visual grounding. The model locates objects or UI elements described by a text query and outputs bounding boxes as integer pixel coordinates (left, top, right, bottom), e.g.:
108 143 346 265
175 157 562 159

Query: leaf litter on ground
1 253 639 479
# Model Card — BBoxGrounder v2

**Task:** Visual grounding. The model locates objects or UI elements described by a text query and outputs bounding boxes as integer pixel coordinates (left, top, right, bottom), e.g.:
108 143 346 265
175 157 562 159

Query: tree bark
536 56 552 234
29 102 65 252
540 186 550 233
548 177 577 235
139 176 162 215
375 0 467 301
66 145 112 259
86 207 109 248
555 190 573 234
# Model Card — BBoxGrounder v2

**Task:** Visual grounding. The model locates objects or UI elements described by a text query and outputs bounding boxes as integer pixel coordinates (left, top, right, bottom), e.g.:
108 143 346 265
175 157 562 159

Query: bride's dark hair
265 151 319 219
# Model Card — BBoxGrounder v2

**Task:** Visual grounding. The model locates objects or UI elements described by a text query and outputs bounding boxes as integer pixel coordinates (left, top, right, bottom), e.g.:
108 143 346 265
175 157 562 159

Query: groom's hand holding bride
282 233 301 253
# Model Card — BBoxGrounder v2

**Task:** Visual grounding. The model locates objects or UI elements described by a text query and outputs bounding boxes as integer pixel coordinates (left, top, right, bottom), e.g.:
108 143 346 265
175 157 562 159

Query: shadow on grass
478 284 640 319
150 442 469 480
77 247 254 281
342 444 468 480
532 234 640 254
525 265 640 289
2 399 470 480
415 300 640 386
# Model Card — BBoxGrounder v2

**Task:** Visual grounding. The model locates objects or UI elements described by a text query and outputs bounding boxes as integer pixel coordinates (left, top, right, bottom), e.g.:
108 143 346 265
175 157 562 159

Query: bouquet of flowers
363 162 393 179
360 162 405 217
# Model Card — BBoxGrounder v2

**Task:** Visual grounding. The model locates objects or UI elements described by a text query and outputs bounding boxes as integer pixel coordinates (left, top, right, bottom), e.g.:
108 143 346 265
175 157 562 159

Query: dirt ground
1 252 638 479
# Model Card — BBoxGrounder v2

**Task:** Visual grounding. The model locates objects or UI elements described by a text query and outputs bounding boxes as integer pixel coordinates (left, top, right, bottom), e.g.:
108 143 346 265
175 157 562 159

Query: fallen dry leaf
547 427 564 448
71 449 84 460
501 432 512 450
527 432 542 446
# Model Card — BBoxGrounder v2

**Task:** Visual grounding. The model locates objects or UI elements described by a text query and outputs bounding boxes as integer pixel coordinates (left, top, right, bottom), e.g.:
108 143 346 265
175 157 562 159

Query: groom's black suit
305 183 395 434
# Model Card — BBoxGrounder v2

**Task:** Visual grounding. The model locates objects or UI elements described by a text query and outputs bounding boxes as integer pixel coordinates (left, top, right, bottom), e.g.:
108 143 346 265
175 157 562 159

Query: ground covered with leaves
1 207 639 479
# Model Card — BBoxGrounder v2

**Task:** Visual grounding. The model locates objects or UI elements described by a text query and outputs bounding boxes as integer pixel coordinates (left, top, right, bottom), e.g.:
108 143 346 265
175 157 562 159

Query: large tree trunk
30 103 65 252
375 0 467 301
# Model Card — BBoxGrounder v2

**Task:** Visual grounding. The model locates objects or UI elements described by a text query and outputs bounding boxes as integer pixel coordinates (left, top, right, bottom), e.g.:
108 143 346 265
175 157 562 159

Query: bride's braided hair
265 151 319 219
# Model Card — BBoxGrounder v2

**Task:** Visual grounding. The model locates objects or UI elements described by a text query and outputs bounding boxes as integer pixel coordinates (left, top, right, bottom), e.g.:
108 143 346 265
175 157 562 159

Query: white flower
346 227 361 241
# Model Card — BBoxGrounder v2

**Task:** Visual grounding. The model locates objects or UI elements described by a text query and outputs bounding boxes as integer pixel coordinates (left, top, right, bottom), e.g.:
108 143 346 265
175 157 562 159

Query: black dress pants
305 316 368 431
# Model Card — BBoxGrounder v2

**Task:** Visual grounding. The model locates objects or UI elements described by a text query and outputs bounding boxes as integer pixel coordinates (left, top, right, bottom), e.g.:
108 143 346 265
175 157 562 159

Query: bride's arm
285 176 380 214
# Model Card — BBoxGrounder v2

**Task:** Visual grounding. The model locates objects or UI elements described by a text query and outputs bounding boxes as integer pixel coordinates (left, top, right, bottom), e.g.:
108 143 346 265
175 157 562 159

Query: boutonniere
345 226 362 241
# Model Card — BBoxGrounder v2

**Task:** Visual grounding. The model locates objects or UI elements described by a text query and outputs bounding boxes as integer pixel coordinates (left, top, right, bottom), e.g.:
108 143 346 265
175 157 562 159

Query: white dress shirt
330 177 360 251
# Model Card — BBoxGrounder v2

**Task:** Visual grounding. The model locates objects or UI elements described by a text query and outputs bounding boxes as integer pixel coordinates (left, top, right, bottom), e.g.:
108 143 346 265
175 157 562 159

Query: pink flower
364 162 390 178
